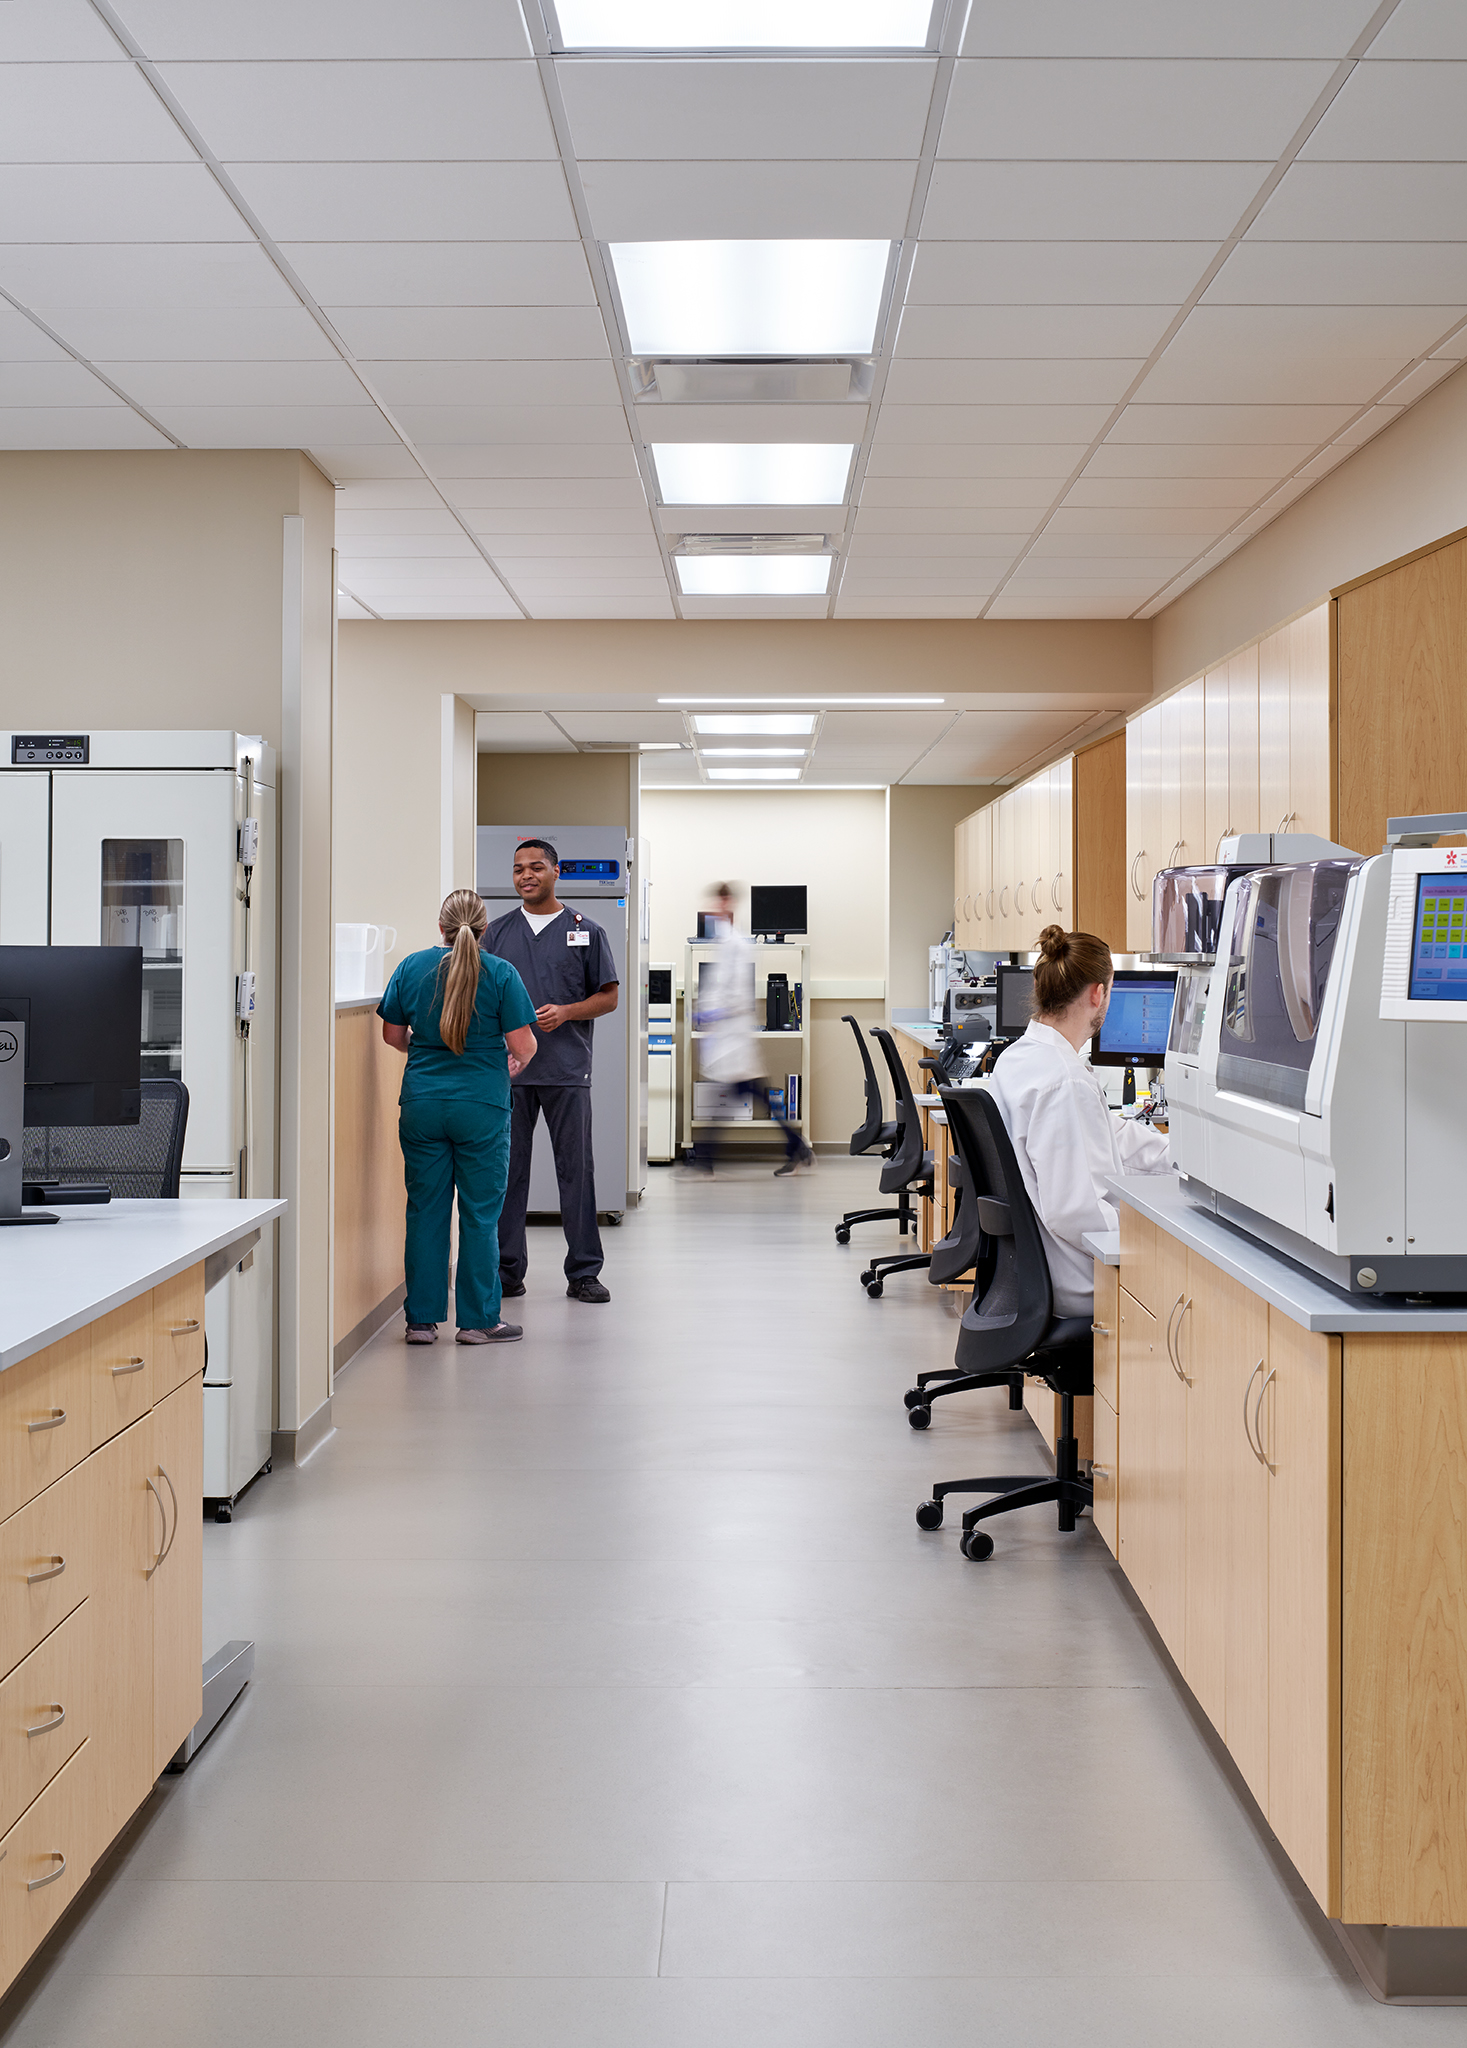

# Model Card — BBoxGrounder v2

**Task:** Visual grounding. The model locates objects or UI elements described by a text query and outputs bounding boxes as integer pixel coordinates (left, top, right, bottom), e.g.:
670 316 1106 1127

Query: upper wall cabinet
955 736 1122 962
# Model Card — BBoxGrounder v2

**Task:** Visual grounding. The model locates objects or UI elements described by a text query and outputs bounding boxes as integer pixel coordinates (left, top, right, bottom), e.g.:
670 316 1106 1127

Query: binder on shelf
792 982 803 1029
786 1072 800 1121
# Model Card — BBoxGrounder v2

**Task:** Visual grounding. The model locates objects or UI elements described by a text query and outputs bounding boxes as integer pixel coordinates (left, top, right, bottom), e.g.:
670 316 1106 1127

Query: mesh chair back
842 1012 888 1154
870 1028 929 1191
939 1086 1054 1370
22 1079 189 1200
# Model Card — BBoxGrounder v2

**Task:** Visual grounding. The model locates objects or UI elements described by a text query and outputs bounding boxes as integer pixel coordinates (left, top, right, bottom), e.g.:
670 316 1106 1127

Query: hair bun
1037 923 1069 960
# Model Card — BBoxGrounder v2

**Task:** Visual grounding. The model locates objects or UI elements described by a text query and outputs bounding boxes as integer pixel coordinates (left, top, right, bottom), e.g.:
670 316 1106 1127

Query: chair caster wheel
866 1281 884 1298
859 1269 874 1285
907 1404 930 1429
902 1387 923 1410
915 1500 943 1530
215 1502 233 1524
835 1227 851 1244
961 1529 994 1561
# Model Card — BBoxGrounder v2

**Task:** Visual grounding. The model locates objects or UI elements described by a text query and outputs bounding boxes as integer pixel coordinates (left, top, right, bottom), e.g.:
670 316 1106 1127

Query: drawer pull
27 1410 67 1433
27 1556 65 1585
111 1357 146 1376
25 1705 65 1739
1090 1323 1111 1336
27 1852 66 1893
169 1320 201 1336
146 1477 167 1578
157 1464 180 1567
1090 1465 1111 1480
1253 1365 1277 1471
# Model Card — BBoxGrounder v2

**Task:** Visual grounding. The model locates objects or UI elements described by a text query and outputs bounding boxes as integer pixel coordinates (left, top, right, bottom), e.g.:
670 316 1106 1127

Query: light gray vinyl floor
4 1160 1459 2044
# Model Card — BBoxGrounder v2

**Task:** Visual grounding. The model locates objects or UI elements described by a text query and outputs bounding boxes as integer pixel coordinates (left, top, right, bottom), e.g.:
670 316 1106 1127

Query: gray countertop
336 994 384 1013
1107 1175 1467 1333
1084 1231 1121 1267
1 1197 288 1372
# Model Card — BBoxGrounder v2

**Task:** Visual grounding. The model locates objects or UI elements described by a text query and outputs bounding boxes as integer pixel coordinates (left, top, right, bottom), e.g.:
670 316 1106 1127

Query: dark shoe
774 1146 816 1177
500 1280 527 1298
566 1278 611 1303
405 1323 438 1344
457 1323 523 1344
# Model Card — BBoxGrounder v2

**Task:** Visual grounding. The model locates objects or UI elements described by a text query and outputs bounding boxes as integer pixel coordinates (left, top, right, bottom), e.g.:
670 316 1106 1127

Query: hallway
4 1163 1455 2045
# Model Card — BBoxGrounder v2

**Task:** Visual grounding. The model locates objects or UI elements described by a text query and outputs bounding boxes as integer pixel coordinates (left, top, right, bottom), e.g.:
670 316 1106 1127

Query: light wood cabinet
1118 1283 1187 1664
90 1293 153 1447
152 1267 204 1402
0 1742 95 1990
1092 1264 1119 1410
0 1328 92 1521
953 741 1118 965
0 1599 92 1835
1091 1390 1118 1558
0 1462 93 1680
89 1417 155 1851
151 1376 203 1776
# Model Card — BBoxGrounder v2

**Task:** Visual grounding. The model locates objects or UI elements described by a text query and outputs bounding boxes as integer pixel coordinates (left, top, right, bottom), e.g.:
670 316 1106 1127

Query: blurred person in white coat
988 923 1170 1317
689 883 813 1176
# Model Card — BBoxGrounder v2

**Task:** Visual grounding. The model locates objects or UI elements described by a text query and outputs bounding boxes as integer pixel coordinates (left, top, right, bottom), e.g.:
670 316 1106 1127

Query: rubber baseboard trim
332 1283 407 1375
271 1395 335 1469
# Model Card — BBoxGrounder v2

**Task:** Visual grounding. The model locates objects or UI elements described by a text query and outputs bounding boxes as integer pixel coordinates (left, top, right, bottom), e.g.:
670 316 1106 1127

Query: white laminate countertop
1107 1175 1467 1334
1084 1231 1121 1267
1 1197 287 1373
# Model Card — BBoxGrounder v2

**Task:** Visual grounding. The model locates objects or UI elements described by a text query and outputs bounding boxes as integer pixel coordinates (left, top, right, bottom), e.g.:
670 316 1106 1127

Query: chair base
860 1251 931 1296
903 1369 1025 1429
916 1394 1093 1554
835 1183 917 1243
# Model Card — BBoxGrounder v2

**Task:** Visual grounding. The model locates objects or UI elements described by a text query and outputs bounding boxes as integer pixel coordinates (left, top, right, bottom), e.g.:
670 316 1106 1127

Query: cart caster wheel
263 1460 273 1474
835 1227 851 1244
866 1280 884 1298
907 1404 930 1429
961 1529 994 1561
215 1503 233 1524
915 1499 943 1530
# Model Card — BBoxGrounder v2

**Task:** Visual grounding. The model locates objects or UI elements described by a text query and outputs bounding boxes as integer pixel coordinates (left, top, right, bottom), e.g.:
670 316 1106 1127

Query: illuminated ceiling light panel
611 242 890 355
557 1 933 47
662 694 945 705
706 767 802 781
693 714 817 735
698 747 809 757
678 556 831 596
650 443 855 507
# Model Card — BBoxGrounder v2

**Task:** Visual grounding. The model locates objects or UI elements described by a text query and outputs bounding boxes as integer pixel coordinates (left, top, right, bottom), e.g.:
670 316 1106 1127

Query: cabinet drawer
1119 1207 1158 1317
0 1464 94 1682
1092 1263 1120 1411
0 1331 92 1523
0 1601 91 1839
90 1293 153 1449
0 1740 94 1993
1092 1389 1118 1559
152 1267 203 1401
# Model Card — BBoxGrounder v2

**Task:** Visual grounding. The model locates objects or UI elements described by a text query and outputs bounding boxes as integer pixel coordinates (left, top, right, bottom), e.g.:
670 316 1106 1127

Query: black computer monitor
750 884 807 938
0 946 143 1125
994 964 1035 1038
1092 969 1178 1068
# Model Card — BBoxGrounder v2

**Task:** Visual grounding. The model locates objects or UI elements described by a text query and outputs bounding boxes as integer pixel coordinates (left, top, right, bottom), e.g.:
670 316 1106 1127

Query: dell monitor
994 964 1035 1039
750 885 807 940
1092 969 1178 1068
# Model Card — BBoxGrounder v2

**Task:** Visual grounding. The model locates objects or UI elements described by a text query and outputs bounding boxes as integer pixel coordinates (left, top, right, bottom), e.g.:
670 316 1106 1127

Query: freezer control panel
11 734 88 764
559 857 621 883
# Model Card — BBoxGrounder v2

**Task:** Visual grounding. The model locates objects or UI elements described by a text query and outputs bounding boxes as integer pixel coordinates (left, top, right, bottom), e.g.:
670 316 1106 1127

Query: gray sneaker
457 1323 523 1344
405 1323 438 1344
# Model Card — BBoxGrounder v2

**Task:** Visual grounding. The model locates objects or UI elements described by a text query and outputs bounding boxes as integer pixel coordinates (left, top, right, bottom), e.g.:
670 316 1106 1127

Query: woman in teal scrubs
379 889 538 1345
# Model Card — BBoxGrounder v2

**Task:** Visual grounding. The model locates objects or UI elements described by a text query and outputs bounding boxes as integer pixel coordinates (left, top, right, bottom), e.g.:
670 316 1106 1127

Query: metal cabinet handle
157 1464 180 1567
1169 840 1184 867
1090 1465 1111 1481
1253 1366 1277 1470
27 1410 67 1434
986 889 995 918
1090 1323 1111 1336
1276 810 1291 833
1015 880 1027 914
999 885 1010 916
1051 873 1063 909
146 1477 167 1578
169 1319 201 1336
1130 850 1145 898
27 1853 66 1893
1033 876 1045 914
1243 1358 1264 1459
1164 1293 1182 1369
26 1557 64 1586
111 1357 146 1377
1174 1296 1192 1382
25 1705 65 1739
963 895 971 919
1215 827 1234 859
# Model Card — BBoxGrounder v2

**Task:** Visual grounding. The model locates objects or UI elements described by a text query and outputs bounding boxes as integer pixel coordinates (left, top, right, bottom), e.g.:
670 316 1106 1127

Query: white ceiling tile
846 530 1026 557
556 712 687 742
942 57 1336 159
0 165 249 243
0 64 194 162
155 60 558 160
158 404 396 445
475 712 575 749
907 710 1096 780
635 744 704 777
99 360 367 406
1376 356 1462 407
1080 441 1309 478
1300 58 1467 160
307 446 425 479
299 242 596 307
894 305 1177 358
923 160 1267 242
374 601 522 616
449 478 649 508
639 404 866 443
328 306 610 360
1205 241 1467 305
875 403 1112 442
335 508 464 534
1368 2 1467 58
336 481 445 509
487 539 666 564
984 594 1142 618
1106 401 1356 443
858 476 1060 507
0 1 126 59
422 444 643 478
0 308 70 363
864 442 1088 478
1253 162 1467 243
524 596 676 618
854 506 1051 533
1140 333 1412 407
0 406 172 448
909 240 1213 304
677 595 830 619
961 1 1381 58
1329 401 1406 445
1432 327 1467 359
0 360 120 405
883 358 1140 405
469 509 654 536
509 578 672 596
226 161 579 244
0 243 300 309
1025 538 1196 567
1045 506 1232 535
580 158 917 240
1002 574 1166 593
836 576 1001 595
391 404 630 444
365 360 622 406
51 305 339 361
349 570 508 592
121 0 533 59
338 533 479 558
1061 475 1259 509
834 598 983 617
557 57 936 159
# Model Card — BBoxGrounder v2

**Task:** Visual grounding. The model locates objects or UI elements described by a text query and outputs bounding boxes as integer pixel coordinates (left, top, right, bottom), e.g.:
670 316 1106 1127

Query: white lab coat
987 1020 1171 1316
697 920 759 1084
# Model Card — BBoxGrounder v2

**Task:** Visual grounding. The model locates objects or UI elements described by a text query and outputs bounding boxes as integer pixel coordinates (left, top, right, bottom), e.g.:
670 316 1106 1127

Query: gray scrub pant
499 1085 603 1285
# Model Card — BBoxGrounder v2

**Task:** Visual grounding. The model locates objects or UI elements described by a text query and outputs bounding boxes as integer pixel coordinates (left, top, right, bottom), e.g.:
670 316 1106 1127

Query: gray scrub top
482 905 618 1088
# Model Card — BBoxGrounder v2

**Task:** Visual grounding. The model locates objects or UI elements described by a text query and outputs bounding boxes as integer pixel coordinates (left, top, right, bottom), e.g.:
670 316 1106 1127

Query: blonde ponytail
437 889 488 1054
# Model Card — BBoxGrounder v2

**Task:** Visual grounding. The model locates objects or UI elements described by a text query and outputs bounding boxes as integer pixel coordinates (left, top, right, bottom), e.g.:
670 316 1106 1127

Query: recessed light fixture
556 1 934 48
665 695 946 707
698 747 809 757
677 556 832 597
611 242 891 356
693 715 817 735
706 767 802 781
650 444 855 508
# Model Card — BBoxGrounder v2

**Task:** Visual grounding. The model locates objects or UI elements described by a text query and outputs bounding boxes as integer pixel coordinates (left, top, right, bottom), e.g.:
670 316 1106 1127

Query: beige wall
888 783 1002 1009
1153 358 1467 693
477 750 633 832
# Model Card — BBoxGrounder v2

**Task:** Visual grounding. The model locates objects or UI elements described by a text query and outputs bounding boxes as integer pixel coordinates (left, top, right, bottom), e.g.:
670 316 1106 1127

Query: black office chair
913 1086 1092 1560
23 1079 190 1199
833 1013 910 1245
858 1028 935 1297
910 1136 1027 1418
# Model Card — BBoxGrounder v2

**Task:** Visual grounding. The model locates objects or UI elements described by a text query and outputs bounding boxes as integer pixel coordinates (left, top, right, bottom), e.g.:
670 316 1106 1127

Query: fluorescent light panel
557 1 933 47
698 747 808 757
677 556 832 597
611 241 890 355
651 443 854 507
694 715 816 735
663 695 945 706
707 767 801 780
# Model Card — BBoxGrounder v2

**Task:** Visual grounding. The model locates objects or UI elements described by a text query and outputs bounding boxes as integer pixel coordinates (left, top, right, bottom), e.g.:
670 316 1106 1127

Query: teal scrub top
378 946 537 1109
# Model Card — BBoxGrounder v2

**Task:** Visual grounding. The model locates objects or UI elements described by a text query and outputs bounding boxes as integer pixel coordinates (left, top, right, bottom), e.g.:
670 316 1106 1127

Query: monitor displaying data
1093 970 1178 1067
994 965 1034 1038
1409 874 1467 1001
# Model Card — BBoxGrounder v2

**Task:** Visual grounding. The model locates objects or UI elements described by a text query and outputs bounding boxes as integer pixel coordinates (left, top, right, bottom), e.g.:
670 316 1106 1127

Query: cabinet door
0 1597 92 1837
1092 1390 1118 1559
0 1461 94 1680
995 790 1016 946
970 807 990 950
1288 604 1331 838
1050 754 1073 927
152 1373 203 1776
0 1741 95 1991
153 1264 204 1402
1118 1288 1187 1662
1092 1262 1120 1410
1258 625 1292 834
1031 769 1054 943
1126 708 1160 952
1227 645 1260 839
1176 679 1206 870
0 1328 92 1523
1118 1204 1159 1318
1156 693 1184 876
89 1417 154 1849
1203 665 1231 864
90 1291 154 1449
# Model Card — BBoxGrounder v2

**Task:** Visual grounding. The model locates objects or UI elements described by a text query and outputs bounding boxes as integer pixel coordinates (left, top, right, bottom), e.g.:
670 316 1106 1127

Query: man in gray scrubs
483 838 620 1304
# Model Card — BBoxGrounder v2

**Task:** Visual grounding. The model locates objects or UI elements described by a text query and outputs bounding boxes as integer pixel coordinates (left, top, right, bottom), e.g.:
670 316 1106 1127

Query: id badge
567 929 590 947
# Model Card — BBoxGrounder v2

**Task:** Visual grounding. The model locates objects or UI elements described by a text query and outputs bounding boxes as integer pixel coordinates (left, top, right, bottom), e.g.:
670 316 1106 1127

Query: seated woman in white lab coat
987 924 1171 1318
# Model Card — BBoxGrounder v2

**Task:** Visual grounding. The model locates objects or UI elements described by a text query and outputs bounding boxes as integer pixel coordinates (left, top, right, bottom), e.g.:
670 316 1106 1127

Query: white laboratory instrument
1166 814 1467 1296
0 730 278 1515
647 961 676 1163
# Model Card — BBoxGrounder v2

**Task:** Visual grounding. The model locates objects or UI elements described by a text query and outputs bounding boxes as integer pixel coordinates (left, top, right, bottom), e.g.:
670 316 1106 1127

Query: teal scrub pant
399 1096 511 1333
